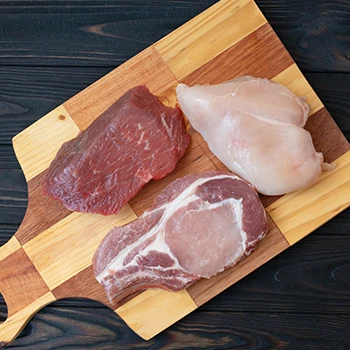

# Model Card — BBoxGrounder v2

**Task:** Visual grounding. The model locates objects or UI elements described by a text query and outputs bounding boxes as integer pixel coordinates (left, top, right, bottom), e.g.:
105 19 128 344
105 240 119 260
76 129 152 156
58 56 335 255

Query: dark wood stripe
52 265 111 308
187 215 289 307
52 264 146 310
15 172 72 245
305 107 350 163
181 22 294 85
0 248 49 316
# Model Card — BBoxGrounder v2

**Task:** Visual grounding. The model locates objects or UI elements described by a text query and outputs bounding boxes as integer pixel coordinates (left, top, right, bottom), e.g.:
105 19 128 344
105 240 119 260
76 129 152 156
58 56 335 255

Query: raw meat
93 171 267 303
176 77 327 196
42 85 190 215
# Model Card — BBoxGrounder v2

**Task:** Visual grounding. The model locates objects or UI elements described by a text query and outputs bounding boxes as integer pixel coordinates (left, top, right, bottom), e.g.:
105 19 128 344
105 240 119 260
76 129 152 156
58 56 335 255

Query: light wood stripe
272 64 323 115
0 292 55 347
267 151 350 245
12 105 80 182
23 204 137 290
0 237 21 262
155 0 267 80
116 289 197 340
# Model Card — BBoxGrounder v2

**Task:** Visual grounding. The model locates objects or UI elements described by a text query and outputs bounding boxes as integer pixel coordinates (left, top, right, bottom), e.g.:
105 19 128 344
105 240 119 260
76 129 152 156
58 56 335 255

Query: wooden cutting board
0 0 349 346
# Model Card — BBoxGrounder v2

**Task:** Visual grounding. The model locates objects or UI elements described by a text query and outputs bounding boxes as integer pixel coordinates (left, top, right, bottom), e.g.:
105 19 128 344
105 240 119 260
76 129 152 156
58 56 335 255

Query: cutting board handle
0 238 54 348
0 315 24 349
0 241 23 348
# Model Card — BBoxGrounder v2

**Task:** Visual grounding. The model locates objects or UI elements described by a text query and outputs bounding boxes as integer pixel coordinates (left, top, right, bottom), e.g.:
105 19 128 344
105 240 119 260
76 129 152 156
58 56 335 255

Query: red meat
42 86 190 215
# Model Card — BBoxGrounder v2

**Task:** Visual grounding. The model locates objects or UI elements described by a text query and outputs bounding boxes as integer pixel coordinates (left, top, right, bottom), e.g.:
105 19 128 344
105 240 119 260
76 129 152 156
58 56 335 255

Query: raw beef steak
93 171 267 303
42 85 190 215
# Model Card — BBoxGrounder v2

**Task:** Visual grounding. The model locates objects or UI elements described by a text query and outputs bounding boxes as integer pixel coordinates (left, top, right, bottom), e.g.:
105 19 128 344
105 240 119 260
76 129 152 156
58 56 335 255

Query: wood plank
0 0 347 73
197 231 350 313
2 307 349 349
0 226 18 246
305 73 350 142
257 0 350 72
116 289 197 341
155 0 267 80
0 1 214 68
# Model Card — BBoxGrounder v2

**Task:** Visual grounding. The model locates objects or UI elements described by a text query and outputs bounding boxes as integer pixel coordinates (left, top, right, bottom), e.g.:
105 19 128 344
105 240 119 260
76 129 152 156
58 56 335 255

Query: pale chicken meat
176 76 327 196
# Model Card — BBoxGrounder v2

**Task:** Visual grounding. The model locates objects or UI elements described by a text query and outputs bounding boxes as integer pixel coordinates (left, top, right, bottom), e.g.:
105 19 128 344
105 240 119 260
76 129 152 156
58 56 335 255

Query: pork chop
93 171 267 303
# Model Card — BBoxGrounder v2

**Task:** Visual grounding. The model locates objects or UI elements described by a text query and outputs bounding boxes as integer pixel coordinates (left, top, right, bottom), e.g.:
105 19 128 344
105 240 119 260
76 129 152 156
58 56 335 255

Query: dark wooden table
0 1 349 348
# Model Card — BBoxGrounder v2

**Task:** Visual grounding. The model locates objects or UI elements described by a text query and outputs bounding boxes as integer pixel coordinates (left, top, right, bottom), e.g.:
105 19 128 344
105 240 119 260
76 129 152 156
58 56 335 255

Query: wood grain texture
305 73 350 141
0 0 348 73
116 289 197 341
0 249 49 316
0 237 20 263
256 0 350 72
2 307 349 349
0 1 216 67
0 0 349 348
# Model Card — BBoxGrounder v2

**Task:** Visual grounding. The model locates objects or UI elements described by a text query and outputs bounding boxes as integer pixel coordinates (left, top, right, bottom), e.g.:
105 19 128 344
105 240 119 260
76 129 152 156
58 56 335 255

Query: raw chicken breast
176 77 325 196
